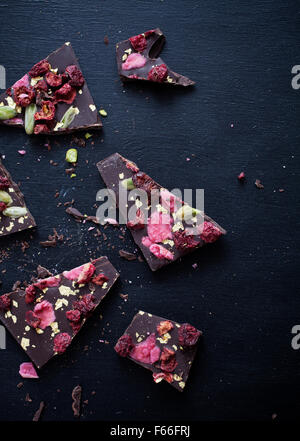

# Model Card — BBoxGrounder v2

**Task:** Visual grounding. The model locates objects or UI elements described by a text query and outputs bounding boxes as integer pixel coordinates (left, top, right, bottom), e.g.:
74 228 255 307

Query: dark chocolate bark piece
97 153 226 271
0 159 36 237
115 311 202 391
0 257 119 369
116 28 195 86
0 42 102 135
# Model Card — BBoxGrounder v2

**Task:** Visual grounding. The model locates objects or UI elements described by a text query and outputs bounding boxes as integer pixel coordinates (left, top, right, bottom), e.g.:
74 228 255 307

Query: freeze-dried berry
114 334 134 357
77 262 96 284
149 243 174 261
91 273 109 286
178 323 201 348
54 83 76 104
173 230 200 250
25 285 37 304
33 80 48 93
129 34 147 52
33 300 55 329
200 221 222 244
29 59 50 77
34 100 56 121
147 211 173 243
65 65 85 87
14 86 35 107
124 159 139 173
73 294 96 317
153 372 173 384
34 276 60 291
127 209 145 230
157 320 174 336
0 294 11 311
0 202 7 212
45 71 62 88
122 53 147 70
160 348 178 372
130 333 161 364
66 309 81 323
34 123 50 135
144 29 155 38
0 176 10 190
25 310 41 328
53 332 72 354
132 171 159 196
148 64 168 83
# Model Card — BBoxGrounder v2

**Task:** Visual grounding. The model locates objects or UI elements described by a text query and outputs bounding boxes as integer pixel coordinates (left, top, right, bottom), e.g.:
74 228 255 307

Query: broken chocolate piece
119 250 137 261
115 311 202 392
97 153 226 271
0 42 102 135
116 29 195 86
0 257 119 369
0 159 36 237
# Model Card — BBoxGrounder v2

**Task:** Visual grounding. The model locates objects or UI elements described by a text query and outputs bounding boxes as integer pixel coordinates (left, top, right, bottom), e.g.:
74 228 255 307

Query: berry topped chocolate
0 257 119 369
115 311 202 391
97 153 226 271
116 28 195 86
0 159 36 237
0 42 102 135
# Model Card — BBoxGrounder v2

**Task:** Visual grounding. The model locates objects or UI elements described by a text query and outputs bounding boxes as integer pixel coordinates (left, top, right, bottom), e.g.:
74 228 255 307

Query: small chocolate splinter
72 385 82 417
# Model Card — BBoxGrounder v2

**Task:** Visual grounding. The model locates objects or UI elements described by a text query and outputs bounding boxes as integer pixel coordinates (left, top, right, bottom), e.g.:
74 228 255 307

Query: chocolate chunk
119 250 137 261
0 257 119 369
36 265 53 279
97 153 226 271
116 28 195 87
0 159 36 237
0 42 102 135
33 401 45 421
115 311 202 392
66 206 85 221
72 385 82 417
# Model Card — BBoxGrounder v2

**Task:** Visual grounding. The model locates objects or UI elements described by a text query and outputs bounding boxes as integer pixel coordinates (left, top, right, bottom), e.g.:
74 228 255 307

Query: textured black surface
0 0 299 422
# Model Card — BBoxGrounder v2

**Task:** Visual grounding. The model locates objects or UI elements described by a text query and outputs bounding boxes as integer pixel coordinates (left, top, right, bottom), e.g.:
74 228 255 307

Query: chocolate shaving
255 179 264 189
32 401 45 421
36 265 53 279
119 250 137 261
40 228 64 247
12 280 21 291
66 206 85 221
72 385 82 418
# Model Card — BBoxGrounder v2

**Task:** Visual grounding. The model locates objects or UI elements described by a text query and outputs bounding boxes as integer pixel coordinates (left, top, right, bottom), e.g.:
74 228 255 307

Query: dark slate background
0 0 299 422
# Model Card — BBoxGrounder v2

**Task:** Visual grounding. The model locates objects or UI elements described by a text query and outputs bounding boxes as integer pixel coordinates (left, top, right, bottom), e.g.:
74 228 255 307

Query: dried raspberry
0 176 10 189
25 310 41 328
124 159 139 173
33 300 55 329
65 65 85 88
122 53 147 70
25 285 37 304
149 243 174 261
54 83 76 104
14 86 35 107
173 230 200 250
91 273 109 286
153 372 173 384
127 209 145 230
130 333 161 364
29 59 50 77
34 100 56 121
147 211 173 243
0 202 7 212
77 262 96 284
33 80 48 93
200 221 222 244
157 320 174 336
34 123 50 135
66 309 81 323
6 87 12 96
238 171 245 181
45 71 62 88
144 29 155 38
178 323 201 348
160 348 178 373
53 332 72 354
0 294 11 312
132 171 159 196
73 294 96 317
148 64 168 83
114 334 134 357
129 34 147 52
34 276 60 291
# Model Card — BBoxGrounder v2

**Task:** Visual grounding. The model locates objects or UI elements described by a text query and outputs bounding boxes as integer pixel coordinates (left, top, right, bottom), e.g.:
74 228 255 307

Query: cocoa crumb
72 385 82 418
17 382 23 389
119 250 136 261
25 393 32 402
32 401 45 421
36 265 53 279
104 35 109 45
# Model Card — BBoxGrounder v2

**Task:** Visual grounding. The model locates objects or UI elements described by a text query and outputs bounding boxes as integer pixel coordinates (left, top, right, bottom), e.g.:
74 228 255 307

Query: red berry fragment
129 34 147 52
14 86 35 107
114 334 134 357
173 230 200 250
29 59 50 77
124 159 139 173
54 83 76 104
148 64 168 83
53 332 72 354
66 309 81 323
178 323 201 348
0 202 7 212
132 171 159 196
34 123 50 135
34 80 48 93
25 310 41 328
25 285 37 304
91 273 109 286
200 221 222 244
153 372 173 384
65 65 85 87
0 176 10 190
160 348 178 372
73 294 96 317
127 209 145 230
157 320 174 336
77 262 96 284
238 171 245 181
45 71 62 88
0 294 11 312
34 100 56 121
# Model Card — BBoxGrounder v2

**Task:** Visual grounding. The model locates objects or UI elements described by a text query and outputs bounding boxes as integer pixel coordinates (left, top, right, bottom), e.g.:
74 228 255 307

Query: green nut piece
24 103 37 135
99 109 107 117
0 106 17 121
3 206 27 218
121 177 135 190
65 148 78 163
0 190 13 206
175 205 200 221
58 106 79 130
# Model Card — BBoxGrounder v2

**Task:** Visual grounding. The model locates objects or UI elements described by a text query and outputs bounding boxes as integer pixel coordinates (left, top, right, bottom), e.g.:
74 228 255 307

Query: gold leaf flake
89 104 96 112
139 311 145 315
124 48 132 54
55 298 69 310
12 300 18 308
36 328 44 334
21 338 30 351
172 222 184 233
173 374 182 381
179 381 185 389
119 173 124 179
122 53 128 61
59 285 75 297
102 282 108 289
25 326 30 332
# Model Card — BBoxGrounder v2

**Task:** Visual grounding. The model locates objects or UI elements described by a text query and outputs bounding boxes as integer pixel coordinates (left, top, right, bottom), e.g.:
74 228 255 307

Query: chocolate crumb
17 382 23 389
104 35 109 45
66 206 85 221
12 280 21 291
36 265 53 279
33 401 45 421
25 393 32 402
72 385 82 418
255 179 264 189
119 250 136 261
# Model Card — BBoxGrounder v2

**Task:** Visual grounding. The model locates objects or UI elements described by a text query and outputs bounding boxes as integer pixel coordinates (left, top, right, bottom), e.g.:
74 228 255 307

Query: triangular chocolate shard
0 42 102 135
116 28 195 86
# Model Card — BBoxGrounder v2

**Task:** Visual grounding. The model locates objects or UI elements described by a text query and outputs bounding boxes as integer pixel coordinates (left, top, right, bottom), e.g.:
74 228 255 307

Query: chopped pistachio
24 103 37 135
85 132 93 139
3 206 27 218
55 106 79 131
121 177 135 190
0 106 17 121
99 109 107 117
175 205 200 221
65 148 78 163
0 190 13 206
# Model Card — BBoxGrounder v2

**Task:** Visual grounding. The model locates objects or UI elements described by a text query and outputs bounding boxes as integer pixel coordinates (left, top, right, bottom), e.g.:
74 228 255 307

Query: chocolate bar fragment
0 42 102 135
97 153 226 271
0 159 36 237
116 28 195 86
115 311 202 391
0 257 119 368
